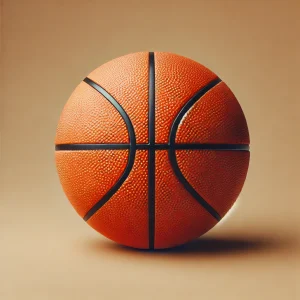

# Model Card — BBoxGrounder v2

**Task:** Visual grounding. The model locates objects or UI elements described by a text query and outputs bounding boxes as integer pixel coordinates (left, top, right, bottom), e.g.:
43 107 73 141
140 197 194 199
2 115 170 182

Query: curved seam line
82 78 136 221
168 78 222 221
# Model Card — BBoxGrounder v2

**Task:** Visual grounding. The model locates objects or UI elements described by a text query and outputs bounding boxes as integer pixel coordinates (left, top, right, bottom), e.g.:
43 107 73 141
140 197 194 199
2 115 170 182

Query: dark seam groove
170 143 249 150
55 144 131 151
168 78 222 221
169 78 222 145
148 52 155 250
55 143 249 151
82 78 136 221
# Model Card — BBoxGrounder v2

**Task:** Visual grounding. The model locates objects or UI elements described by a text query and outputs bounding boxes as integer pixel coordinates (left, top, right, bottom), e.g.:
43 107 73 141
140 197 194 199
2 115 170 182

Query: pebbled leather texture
176 150 250 217
87 151 149 249
176 81 250 144
56 82 128 144
154 52 218 143
155 150 217 249
55 150 128 217
88 52 149 144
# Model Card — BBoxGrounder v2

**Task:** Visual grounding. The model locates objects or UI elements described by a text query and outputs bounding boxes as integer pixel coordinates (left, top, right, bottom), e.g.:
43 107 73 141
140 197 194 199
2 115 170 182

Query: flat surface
1 0 299 299
1 203 299 299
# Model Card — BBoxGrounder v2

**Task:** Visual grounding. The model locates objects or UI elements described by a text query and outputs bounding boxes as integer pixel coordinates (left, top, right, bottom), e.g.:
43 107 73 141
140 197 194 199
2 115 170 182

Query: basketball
55 52 250 250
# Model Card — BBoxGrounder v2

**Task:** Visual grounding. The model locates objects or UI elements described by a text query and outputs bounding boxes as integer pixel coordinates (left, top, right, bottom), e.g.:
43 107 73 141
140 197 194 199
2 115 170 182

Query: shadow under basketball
149 236 277 254
82 230 294 258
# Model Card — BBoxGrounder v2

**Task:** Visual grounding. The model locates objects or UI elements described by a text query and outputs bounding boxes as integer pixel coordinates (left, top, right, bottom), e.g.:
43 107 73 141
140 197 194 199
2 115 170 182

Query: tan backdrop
1 0 299 299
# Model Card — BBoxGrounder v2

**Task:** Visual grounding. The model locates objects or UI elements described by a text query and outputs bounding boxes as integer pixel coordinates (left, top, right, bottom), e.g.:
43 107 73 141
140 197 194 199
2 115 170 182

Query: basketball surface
55 52 250 249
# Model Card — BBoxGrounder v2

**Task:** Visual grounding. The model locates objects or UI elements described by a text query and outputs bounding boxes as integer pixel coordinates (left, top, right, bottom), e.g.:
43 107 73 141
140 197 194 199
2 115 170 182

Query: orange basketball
55 52 250 249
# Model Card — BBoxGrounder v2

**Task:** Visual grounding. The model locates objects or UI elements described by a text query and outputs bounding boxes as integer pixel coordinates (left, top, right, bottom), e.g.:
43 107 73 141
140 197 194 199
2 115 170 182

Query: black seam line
55 143 249 151
148 52 155 250
169 78 222 221
55 144 130 150
169 78 222 145
82 78 137 221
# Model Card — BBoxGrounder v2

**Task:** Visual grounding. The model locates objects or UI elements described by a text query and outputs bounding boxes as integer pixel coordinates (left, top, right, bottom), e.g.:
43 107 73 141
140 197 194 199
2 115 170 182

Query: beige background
1 0 299 299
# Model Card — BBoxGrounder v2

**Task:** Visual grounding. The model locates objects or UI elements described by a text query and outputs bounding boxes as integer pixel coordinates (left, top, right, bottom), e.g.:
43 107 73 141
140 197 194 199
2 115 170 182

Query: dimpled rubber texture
175 81 250 144
55 150 128 217
55 51 250 250
155 151 217 249
88 52 149 144
176 150 250 217
87 151 149 249
56 82 128 144
154 52 218 143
